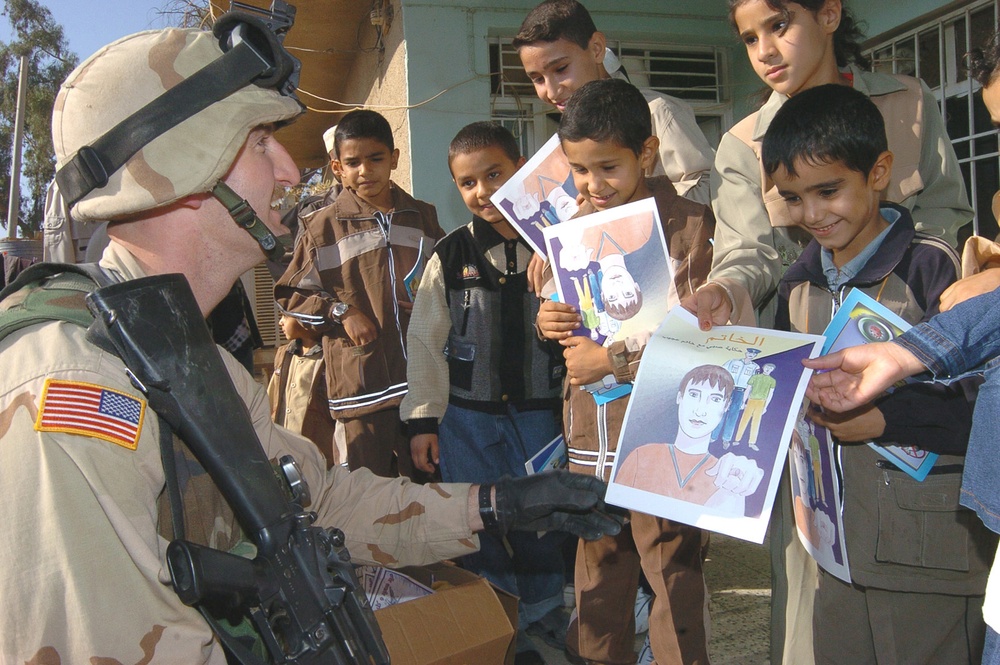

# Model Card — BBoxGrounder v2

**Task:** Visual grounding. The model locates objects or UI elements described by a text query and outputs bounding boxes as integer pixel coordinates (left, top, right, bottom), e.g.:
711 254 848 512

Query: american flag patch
35 380 146 450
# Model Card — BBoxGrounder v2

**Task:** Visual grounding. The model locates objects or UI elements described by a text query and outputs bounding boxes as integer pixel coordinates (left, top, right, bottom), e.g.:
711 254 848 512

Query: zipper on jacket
372 209 408 359
460 289 471 336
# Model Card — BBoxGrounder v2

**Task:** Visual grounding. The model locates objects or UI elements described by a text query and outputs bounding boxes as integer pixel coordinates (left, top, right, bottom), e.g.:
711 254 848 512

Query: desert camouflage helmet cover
52 28 302 222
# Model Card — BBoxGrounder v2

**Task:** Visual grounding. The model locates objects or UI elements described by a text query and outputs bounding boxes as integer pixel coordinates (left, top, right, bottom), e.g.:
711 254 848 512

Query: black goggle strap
55 13 300 209
211 181 288 262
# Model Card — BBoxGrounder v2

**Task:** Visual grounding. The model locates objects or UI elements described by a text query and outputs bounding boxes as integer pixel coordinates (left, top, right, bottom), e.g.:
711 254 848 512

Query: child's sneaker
526 606 568 650
634 586 652 635
637 633 654 665
563 582 576 608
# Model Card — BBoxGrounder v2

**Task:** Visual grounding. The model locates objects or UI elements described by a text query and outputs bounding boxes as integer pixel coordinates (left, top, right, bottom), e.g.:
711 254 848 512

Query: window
488 37 727 156
868 1 999 241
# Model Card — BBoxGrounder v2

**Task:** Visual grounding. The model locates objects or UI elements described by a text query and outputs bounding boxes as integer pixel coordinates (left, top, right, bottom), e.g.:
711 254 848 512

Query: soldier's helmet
52 27 302 222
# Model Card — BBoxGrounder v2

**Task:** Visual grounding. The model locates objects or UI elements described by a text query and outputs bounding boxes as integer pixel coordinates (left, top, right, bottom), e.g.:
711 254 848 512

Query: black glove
486 470 625 541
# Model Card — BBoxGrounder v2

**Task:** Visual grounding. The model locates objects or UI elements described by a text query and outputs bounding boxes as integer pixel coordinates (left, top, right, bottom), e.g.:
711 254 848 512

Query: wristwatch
330 302 349 323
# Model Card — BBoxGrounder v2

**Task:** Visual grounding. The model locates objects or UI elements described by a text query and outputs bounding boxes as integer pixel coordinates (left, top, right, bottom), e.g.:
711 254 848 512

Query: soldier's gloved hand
484 470 624 541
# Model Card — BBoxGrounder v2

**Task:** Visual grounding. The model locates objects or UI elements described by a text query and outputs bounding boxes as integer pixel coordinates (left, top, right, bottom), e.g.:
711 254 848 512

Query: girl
687 0 972 331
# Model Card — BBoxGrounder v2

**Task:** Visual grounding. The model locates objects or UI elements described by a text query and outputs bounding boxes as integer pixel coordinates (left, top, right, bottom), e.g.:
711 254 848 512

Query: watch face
857 315 893 343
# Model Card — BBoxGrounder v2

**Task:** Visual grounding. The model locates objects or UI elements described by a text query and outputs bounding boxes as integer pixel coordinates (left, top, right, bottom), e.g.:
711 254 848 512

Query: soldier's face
221 126 300 253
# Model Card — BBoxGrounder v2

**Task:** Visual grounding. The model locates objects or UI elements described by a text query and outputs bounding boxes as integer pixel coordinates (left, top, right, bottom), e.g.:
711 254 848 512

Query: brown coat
274 185 444 419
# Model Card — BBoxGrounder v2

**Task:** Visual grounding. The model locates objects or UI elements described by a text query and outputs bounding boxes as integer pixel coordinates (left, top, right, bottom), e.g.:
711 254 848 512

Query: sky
2 0 184 60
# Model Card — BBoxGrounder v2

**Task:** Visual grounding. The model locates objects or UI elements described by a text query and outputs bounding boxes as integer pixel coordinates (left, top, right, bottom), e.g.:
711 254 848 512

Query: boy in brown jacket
275 110 444 479
537 78 714 665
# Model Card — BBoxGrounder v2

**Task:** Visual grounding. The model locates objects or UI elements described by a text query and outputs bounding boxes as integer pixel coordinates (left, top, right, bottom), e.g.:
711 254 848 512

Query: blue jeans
714 386 745 443
986 625 1000 664
895 291 1000 533
439 404 565 627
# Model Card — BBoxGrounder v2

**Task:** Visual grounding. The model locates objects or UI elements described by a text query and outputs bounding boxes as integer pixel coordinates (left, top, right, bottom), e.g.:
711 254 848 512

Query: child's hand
561 335 613 385
411 434 439 473
680 284 733 331
808 404 886 443
397 299 414 314
526 252 551 296
939 269 1000 311
342 309 378 346
537 300 580 340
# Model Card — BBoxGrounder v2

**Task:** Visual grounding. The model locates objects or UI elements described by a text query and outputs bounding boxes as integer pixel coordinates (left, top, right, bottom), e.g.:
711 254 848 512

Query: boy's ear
588 31 607 65
331 158 343 179
516 156 527 169
869 150 894 192
390 148 400 170
818 0 842 36
639 136 660 172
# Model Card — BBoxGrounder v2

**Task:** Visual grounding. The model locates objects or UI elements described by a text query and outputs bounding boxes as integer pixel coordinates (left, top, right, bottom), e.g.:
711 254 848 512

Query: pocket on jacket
330 337 390 398
875 471 972 571
445 334 476 392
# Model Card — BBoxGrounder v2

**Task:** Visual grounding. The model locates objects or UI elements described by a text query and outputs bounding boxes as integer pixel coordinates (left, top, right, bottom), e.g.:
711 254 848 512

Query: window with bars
488 37 726 156
867 0 999 240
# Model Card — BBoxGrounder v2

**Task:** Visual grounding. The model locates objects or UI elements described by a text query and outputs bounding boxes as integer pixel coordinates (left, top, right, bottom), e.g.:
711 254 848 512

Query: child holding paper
537 77 714 665
399 122 568 661
766 83 993 664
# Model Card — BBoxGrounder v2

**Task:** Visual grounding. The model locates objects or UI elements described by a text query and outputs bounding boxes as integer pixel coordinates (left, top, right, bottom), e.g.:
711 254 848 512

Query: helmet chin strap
211 181 290 262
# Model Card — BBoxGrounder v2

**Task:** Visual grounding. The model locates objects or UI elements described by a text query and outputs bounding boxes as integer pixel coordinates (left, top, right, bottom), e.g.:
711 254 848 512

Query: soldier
0 23 621 664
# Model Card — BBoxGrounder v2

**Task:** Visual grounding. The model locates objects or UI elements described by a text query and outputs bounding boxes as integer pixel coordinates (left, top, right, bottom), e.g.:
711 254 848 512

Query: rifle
85 273 389 665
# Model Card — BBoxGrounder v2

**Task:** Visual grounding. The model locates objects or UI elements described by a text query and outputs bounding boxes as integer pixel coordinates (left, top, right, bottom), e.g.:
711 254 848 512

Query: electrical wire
297 73 488 113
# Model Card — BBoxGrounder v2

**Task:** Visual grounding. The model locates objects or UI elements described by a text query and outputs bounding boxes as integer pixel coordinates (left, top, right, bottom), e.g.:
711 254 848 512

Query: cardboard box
374 562 518 665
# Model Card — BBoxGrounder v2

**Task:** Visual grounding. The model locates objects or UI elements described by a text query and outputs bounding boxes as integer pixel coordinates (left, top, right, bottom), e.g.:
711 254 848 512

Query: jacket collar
335 181 419 218
782 201 915 289
470 215 530 253
752 66 909 141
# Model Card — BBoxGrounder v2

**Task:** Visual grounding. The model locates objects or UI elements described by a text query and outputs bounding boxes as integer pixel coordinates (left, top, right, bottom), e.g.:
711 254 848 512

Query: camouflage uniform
0 241 479 664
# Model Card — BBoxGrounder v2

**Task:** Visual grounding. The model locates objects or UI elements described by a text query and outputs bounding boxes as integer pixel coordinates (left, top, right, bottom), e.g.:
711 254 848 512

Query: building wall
338 4 414 194
393 0 964 229
852 0 968 38
400 0 738 229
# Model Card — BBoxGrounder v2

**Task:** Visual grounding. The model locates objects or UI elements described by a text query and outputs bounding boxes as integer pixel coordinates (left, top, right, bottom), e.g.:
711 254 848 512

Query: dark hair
761 83 887 178
448 121 521 167
558 78 651 155
512 0 598 51
333 109 394 156
968 31 1000 87
728 0 871 70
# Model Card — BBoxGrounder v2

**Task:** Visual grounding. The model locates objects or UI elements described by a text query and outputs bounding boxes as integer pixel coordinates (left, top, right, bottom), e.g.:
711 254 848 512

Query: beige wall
340 4 413 194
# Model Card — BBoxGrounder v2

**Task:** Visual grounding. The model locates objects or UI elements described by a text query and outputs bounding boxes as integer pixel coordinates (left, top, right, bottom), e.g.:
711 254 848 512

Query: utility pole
7 53 28 238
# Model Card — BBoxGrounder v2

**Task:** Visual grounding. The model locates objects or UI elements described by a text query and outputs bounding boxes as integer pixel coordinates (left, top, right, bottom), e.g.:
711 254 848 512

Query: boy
765 84 994 664
267 314 341 468
537 78 714 665
513 0 714 205
275 109 444 480
400 121 568 663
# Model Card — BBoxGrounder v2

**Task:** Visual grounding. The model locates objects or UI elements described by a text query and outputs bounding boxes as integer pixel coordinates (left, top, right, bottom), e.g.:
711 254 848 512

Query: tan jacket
275 185 444 419
268 340 340 466
0 241 477 664
710 66 973 327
